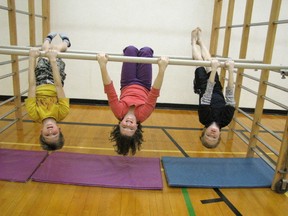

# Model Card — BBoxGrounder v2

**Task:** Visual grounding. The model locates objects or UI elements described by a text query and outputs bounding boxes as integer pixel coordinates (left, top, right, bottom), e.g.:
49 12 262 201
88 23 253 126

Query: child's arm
27 48 40 98
46 49 66 98
225 59 236 106
96 53 112 85
200 59 220 105
151 56 169 89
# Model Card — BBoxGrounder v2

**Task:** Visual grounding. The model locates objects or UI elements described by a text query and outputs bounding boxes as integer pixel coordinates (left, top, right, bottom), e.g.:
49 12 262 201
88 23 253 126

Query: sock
59 33 71 47
45 32 57 43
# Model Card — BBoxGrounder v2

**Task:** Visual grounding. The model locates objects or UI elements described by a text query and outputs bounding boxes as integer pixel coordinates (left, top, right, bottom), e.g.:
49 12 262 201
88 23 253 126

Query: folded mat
162 157 274 188
0 148 47 182
32 152 163 189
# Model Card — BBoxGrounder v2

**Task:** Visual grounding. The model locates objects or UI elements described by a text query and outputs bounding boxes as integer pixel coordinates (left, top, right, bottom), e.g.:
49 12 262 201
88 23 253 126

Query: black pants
193 67 226 108
193 67 223 97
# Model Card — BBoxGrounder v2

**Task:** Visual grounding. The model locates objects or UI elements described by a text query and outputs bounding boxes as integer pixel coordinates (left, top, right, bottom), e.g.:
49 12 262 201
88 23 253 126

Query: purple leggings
120 45 153 90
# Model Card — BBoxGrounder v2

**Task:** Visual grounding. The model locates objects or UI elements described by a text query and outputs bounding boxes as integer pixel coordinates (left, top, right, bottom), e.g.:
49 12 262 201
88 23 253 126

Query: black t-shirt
198 104 235 128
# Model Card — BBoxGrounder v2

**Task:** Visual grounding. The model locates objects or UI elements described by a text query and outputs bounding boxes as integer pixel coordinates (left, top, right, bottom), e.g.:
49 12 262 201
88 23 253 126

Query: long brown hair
110 122 143 156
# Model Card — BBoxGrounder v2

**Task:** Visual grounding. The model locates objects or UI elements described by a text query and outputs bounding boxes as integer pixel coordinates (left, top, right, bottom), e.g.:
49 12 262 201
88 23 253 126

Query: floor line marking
0 141 254 154
182 188 196 216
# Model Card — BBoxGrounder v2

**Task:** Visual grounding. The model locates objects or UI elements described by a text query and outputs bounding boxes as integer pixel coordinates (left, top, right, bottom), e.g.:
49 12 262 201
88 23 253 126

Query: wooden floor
0 103 287 216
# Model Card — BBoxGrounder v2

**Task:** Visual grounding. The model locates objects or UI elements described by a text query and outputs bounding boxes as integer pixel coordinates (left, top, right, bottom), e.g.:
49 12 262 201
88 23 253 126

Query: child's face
41 123 60 144
204 124 220 146
119 114 138 137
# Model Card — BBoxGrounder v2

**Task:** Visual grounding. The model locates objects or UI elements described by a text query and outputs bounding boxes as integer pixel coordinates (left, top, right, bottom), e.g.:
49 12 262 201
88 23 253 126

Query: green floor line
182 188 196 216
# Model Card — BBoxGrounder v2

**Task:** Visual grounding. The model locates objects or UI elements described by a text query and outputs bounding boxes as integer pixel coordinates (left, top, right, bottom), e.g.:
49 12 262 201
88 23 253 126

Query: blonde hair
200 128 221 149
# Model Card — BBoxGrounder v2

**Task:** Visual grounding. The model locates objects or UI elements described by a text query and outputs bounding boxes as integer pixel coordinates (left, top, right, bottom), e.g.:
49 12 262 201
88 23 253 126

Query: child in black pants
192 27 235 148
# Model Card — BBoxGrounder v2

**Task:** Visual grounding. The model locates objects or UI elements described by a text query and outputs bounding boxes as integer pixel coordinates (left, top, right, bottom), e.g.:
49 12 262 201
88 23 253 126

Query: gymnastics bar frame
211 0 287 193
0 0 50 132
1 47 288 70
0 0 287 193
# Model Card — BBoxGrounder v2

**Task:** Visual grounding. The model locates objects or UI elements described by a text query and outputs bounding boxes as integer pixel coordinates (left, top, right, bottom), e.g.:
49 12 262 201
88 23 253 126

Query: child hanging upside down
25 32 71 151
192 27 236 148
96 46 169 156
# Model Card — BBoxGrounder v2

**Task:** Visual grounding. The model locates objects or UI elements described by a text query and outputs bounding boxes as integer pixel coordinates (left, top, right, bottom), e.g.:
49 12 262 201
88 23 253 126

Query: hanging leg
136 47 153 90
42 32 57 51
191 28 202 61
197 28 212 73
120 45 138 89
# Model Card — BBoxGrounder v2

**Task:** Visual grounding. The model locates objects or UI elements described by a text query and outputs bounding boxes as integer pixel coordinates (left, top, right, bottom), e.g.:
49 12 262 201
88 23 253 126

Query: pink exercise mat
31 152 163 190
0 148 47 182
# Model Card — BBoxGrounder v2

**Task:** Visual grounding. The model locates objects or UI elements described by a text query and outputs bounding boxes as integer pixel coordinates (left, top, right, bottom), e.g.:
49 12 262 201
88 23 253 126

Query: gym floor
0 103 287 216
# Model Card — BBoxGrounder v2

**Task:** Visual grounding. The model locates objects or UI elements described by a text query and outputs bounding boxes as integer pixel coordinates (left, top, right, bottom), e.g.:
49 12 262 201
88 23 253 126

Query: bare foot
196 27 202 45
191 28 198 45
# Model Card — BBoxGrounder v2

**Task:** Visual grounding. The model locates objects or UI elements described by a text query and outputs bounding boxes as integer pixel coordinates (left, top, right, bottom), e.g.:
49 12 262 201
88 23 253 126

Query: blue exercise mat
162 157 274 188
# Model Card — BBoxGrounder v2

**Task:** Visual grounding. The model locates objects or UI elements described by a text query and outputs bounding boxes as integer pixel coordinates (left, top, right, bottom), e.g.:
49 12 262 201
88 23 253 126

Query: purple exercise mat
0 148 47 182
31 152 163 190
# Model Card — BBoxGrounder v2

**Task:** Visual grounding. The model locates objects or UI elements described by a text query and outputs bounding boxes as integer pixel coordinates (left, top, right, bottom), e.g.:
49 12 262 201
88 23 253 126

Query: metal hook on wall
281 70 288 79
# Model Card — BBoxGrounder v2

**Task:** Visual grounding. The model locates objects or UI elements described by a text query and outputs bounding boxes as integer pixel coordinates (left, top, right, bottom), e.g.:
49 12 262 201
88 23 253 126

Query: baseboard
0 95 286 115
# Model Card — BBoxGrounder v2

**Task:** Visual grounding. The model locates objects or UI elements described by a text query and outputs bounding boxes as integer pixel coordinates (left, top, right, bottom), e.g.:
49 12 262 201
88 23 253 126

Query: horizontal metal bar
1 47 288 71
273 19 288 24
264 81 288 92
0 96 16 107
242 74 288 92
0 96 27 108
34 14 44 18
248 21 269 27
242 73 260 82
22 111 28 118
2 44 173 58
0 6 28 14
216 56 263 64
0 6 43 17
0 119 18 134
0 57 30 66
0 47 224 67
0 5 10 11
256 122 282 141
218 19 287 30
1 45 264 64
232 129 249 145
19 68 28 73
233 117 252 133
68 49 205 62
0 59 14 65
236 108 254 121
254 135 279 156
228 24 245 28
18 56 29 62
240 85 287 109
21 89 28 95
15 9 30 15
0 69 26 79
0 107 17 120
253 146 276 169
240 84 288 109
240 85 258 95
0 72 14 80
0 46 283 72
262 95 288 110
0 45 36 50
216 26 227 29
217 24 244 29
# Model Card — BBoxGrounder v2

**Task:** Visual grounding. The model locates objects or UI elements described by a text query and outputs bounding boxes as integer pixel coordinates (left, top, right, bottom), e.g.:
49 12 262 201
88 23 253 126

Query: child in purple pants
96 45 169 156
120 46 153 90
